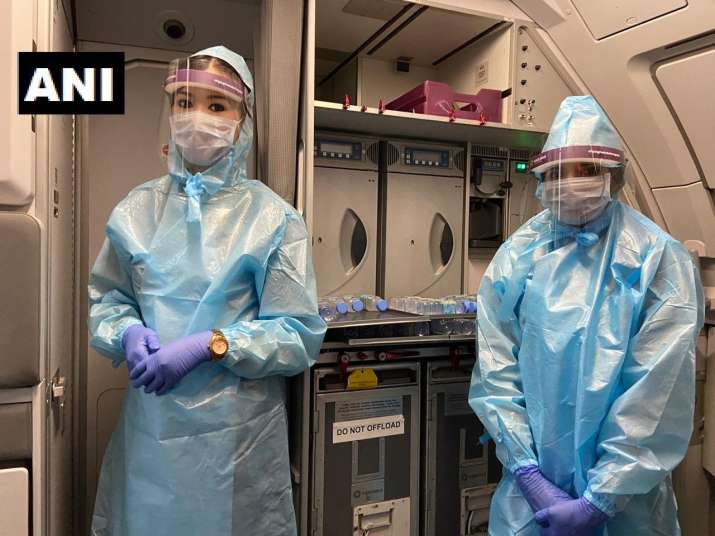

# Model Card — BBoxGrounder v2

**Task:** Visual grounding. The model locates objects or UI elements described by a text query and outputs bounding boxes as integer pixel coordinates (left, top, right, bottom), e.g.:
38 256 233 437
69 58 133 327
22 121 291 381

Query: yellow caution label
347 368 378 391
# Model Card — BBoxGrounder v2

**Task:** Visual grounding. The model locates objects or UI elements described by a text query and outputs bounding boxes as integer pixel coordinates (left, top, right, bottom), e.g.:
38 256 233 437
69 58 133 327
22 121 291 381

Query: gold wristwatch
208 329 229 361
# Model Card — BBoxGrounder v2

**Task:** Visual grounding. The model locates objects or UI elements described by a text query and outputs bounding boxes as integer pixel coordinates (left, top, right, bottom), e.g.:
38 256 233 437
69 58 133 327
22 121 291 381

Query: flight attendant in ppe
88 45 326 536
469 96 703 535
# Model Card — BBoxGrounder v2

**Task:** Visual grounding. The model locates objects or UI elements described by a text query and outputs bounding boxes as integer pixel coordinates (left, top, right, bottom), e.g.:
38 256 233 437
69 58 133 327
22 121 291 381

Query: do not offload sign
332 414 405 444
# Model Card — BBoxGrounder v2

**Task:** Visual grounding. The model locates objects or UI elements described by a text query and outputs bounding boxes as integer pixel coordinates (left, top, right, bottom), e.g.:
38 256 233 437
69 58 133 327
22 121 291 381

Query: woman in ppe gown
88 45 326 536
469 95 704 535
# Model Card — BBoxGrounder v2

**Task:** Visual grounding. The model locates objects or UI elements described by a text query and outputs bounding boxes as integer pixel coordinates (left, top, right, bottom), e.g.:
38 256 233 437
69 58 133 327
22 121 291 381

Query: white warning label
333 414 405 444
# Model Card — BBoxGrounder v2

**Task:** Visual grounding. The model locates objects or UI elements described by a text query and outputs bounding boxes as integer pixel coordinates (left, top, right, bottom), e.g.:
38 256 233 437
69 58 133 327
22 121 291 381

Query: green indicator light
515 161 528 172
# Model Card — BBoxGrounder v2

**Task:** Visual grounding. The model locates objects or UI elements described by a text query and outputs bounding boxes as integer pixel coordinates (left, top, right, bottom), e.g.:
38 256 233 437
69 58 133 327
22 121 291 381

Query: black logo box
18 52 125 115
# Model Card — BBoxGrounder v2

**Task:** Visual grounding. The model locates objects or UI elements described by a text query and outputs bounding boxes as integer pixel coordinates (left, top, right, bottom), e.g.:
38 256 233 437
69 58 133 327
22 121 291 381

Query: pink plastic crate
386 81 502 123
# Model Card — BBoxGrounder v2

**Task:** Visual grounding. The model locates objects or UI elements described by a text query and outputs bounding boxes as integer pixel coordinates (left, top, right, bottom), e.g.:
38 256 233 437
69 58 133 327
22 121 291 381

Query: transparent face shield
530 145 625 226
161 55 247 172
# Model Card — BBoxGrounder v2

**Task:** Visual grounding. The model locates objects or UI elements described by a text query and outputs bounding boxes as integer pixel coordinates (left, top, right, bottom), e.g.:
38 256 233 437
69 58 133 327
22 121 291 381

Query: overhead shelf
314 100 547 150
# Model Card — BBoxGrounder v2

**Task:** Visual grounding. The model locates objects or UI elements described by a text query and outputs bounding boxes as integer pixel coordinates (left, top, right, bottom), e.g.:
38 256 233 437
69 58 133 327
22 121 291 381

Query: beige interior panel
655 46 715 190
572 0 687 40
385 173 464 297
438 24 511 122
513 26 571 132
368 8 496 66
467 250 494 295
0 468 29 536
75 0 259 56
313 167 378 296
0 0 34 206
359 56 438 107
511 0 706 190
652 182 715 258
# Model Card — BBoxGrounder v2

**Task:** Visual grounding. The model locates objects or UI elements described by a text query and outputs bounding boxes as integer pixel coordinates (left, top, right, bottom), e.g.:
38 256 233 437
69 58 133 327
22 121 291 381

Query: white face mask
169 111 239 167
541 174 611 225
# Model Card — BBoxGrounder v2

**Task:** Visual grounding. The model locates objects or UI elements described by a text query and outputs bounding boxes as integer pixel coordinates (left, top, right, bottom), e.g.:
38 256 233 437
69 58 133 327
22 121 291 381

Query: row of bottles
390 295 477 315
318 294 389 322
318 294 477 322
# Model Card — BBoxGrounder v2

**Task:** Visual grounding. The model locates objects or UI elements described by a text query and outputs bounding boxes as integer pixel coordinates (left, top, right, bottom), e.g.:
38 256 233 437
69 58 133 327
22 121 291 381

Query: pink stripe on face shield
164 69 245 101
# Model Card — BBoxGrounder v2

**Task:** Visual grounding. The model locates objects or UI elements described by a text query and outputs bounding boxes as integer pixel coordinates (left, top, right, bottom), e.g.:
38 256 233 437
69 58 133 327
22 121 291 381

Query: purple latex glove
129 331 212 396
514 465 573 513
121 324 160 374
534 497 609 535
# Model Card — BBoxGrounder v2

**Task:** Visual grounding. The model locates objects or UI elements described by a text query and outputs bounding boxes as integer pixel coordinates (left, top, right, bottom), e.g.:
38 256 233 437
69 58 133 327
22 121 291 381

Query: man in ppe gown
469 95 704 535
88 45 326 536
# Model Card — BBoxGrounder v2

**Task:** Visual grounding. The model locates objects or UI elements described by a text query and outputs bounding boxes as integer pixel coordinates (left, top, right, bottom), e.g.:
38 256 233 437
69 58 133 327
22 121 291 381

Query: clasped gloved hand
130 331 213 396
534 496 609 535
122 324 161 374
514 465 573 513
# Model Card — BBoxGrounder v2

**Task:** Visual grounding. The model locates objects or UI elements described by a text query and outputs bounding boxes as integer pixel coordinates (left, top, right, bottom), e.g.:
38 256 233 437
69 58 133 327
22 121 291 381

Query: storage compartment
384 139 465 298
315 2 511 123
312 363 420 536
313 132 380 296
469 198 503 248
0 213 41 388
0 404 32 461
468 146 540 253
425 360 500 536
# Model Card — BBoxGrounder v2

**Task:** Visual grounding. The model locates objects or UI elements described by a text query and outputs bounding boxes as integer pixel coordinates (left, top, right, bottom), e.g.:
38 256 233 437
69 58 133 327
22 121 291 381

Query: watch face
212 339 228 355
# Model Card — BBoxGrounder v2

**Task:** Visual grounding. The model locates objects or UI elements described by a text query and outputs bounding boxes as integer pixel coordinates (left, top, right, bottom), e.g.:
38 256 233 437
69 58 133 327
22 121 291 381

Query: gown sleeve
469 242 539 472
88 237 144 366
218 210 327 379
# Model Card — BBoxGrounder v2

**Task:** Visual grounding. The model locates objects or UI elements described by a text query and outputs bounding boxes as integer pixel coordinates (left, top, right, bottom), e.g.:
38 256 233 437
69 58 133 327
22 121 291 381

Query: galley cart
290 311 501 536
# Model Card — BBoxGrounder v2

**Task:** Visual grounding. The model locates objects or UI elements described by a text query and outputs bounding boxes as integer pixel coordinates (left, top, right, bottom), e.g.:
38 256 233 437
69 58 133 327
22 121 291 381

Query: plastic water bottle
441 299 458 315
455 297 476 314
427 299 440 315
361 294 388 312
333 298 350 315
321 297 349 315
392 296 411 313
454 300 466 314
318 300 338 322
343 295 365 313
416 298 430 315
449 294 477 314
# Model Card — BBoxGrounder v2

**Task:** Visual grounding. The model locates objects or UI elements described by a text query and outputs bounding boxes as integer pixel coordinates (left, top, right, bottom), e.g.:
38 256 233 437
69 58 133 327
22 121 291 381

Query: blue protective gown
469 200 703 535
89 46 326 536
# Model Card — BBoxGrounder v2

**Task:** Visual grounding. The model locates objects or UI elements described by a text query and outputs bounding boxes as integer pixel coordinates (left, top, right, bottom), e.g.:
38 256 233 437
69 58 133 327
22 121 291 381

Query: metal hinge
313 410 320 435
50 370 67 435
